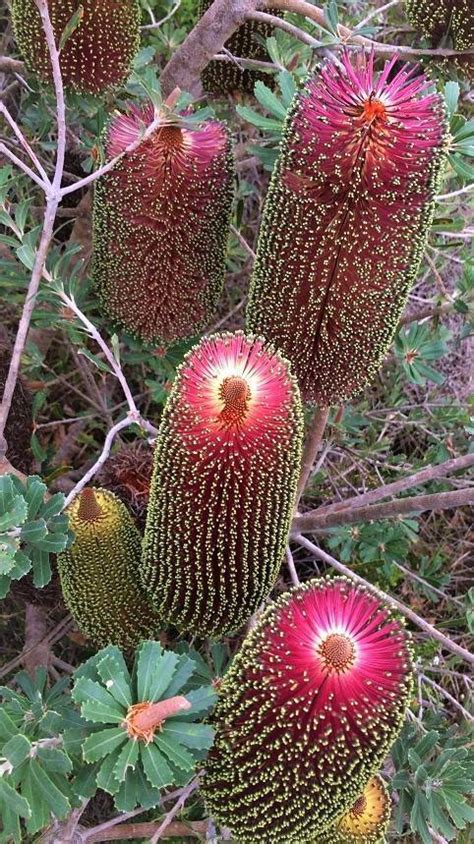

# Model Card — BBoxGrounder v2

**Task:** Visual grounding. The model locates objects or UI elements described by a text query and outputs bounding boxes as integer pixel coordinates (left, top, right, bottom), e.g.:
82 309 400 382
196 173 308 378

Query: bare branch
292 487 474 531
295 406 330 505
293 534 474 666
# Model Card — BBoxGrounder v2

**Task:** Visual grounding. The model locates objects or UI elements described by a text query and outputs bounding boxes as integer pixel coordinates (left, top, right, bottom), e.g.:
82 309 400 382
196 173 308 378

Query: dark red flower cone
93 104 234 345
12 0 141 94
246 51 448 404
140 331 303 637
202 577 413 842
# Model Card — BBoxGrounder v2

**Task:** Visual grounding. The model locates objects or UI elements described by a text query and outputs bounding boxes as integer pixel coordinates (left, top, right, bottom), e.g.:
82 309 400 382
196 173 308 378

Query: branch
160 0 259 96
87 821 207 842
295 406 330 505
295 452 474 522
248 10 322 48
150 775 200 843
0 56 24 73
293 534 474 666
292 487 474 531
0 0 65 446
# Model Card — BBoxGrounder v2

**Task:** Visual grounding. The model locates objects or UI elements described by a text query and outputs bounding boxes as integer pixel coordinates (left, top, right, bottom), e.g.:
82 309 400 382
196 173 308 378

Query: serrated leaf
3 734 32 767
0 495 27 531
27 758 70 819
96 747 122 796
164 655 195 699
72 761 101 801
30 547 52 588
162 722 214 751
96 654 132 709
153 732 195 771
0 708 20 741
254 81 287 120
136 642 178 703
83 727 127 763
40 493 65 520
35 747 72 774
140 742 174 789
173 685 217 719
0 778 31 819
20 519 47 543
113 738 139 783
73 678 124 724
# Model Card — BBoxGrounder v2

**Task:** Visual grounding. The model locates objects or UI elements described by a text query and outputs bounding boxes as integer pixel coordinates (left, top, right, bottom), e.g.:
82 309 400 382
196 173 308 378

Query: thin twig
141 0 181 30
295 406 330 506
248 10 323 48
421 673 473 722
150 775 200 843
286 546 300 586
353 0 401 31
293 534 474 666
436 182 474 201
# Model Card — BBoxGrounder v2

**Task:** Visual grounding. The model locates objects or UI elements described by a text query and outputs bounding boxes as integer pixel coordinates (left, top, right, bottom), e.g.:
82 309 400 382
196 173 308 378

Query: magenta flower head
202 577 413 842
12 0 140 94
93 104 234 345
140 331 303 637
246 51 448 404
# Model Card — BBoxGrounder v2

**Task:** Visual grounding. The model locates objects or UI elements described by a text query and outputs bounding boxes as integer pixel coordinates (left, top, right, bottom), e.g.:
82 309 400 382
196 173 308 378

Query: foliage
72 641 216 810
0 475 71 599
392 720 474 843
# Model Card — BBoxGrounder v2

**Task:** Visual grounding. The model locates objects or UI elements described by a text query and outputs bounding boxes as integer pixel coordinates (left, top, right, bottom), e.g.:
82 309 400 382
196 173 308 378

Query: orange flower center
362 97 387 123
319 632 356 673
77 488 103 523
154 125 185 155
218 375 251 429
351 793 368 818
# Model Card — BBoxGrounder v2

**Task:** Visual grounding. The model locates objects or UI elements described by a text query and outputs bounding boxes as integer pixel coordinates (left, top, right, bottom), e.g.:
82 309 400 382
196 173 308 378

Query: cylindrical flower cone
202 577 413 842
315 775 391 843
246 51 448 404
12 0 141 94
140 331 304 638
406 0 473 51
93 104 234 345
57 488 162 648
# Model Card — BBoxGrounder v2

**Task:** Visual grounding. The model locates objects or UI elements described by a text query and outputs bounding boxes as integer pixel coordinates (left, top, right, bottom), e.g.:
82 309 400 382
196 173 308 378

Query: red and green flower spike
202 577 413 843
315 775 391 843
12 0 141 94
140 331 304 638
198 1 284 94
57 488 162 648
246 51 448 405
93 104 234 345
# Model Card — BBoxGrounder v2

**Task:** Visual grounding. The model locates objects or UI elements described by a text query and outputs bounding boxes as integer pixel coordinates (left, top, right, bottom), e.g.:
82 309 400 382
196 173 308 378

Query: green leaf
2 734 32 767
163 655 195 698
96 653 132 709
59 4 84 51
236 105 282 132
162 722 214 751
136 642 178 703
0 707 20 741
28 758 70 819
73 678 125 724
83 727 127 763
445 81 460 118
173 685 217 718
153 733 195 771
140 742 174 789
96 748 122 796
113 738 139 783
19 519 47 544
0 778 31 819
0 495 27 532
254 81 287 120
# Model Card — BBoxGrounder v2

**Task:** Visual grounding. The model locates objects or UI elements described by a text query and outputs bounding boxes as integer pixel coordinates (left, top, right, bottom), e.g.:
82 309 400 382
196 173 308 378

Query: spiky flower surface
12 0 140 94
246 52 448 405
316 775 391 843
97 441 153 530
198 1 283 94
202 577 413 843
93 105 234 345
57 488 161 648
141 331 303 638
406 0 473 51
0 346 33 475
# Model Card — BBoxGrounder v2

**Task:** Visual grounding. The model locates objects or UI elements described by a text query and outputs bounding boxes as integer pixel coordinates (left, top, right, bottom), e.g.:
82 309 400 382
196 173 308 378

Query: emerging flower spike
406 0 473 52
202 577 413 843
246 51 448 404
57 488 162 648
140 331 304 637
198 1 284 94
98 440 154 530
12 0 141 94
93 104 234 345
316 775 391 843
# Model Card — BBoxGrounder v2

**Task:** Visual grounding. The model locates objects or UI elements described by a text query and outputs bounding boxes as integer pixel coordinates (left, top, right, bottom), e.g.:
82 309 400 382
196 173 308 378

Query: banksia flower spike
141 331 303 638
98 441 154 530
316 775 391 844
198 1 283 94
202 577 413 843
93 104 234 345
246 51 448 404
57 488 162 648
406 1 473 52
12 0 141 94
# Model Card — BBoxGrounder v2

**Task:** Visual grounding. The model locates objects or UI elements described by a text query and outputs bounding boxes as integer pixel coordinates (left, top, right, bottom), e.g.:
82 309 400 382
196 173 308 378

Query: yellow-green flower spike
57 488 162 648
406 0 473 52
314 775 391 843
